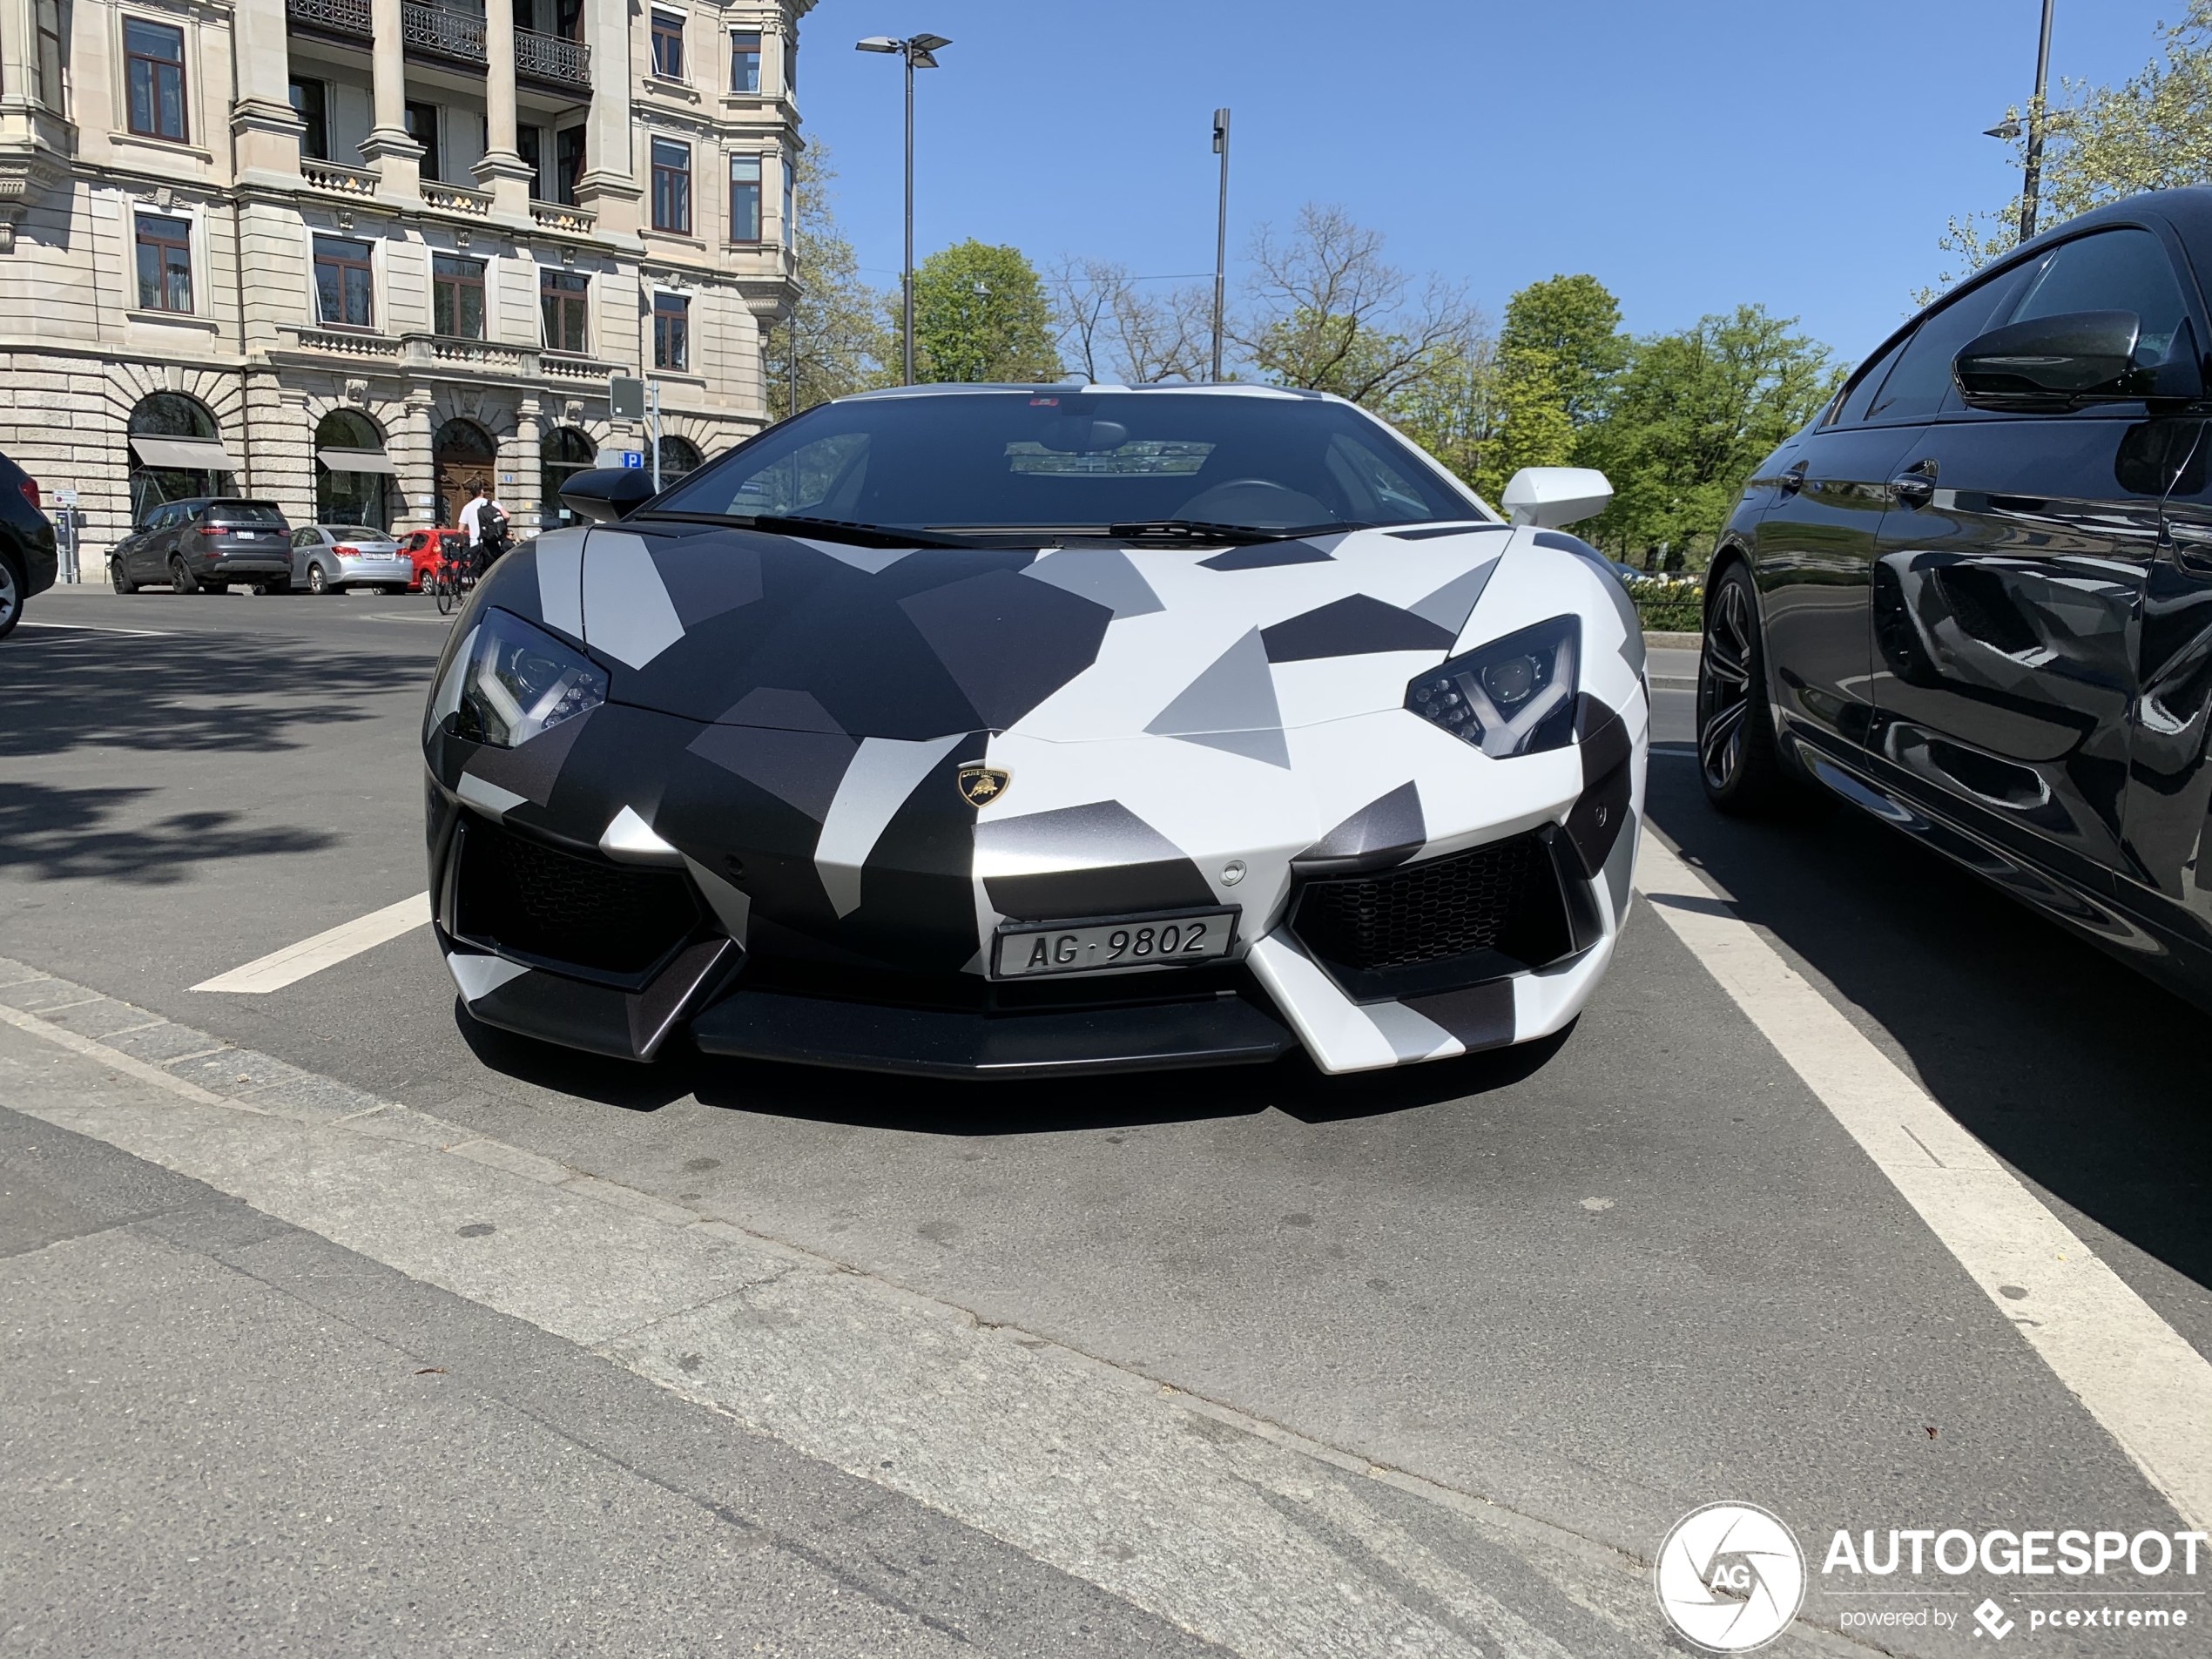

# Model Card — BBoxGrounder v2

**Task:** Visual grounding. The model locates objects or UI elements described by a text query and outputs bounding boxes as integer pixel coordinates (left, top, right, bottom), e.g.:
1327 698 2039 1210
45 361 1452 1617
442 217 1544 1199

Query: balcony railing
301 157 381 197
516 27 591 87
529 200 597 233
286 0 590 89
421 180 492 216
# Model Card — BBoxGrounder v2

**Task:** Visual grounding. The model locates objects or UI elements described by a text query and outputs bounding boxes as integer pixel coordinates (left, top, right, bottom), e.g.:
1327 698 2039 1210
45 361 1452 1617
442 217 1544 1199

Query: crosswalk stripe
192 893 433 993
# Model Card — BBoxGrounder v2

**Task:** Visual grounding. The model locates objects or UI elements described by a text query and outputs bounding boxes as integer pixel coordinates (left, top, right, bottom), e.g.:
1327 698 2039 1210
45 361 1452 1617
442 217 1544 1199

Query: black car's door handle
1778 461 1808 496
1892 465 1936 509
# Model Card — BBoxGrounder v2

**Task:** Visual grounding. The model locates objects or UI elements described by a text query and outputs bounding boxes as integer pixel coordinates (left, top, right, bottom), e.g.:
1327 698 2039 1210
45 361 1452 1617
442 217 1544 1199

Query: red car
398 528 469 592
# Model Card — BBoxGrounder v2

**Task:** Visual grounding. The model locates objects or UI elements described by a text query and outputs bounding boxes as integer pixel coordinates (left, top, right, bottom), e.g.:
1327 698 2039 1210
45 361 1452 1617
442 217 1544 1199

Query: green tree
1931 1 2212 290
1496 274 1629 425
905 240 1062 383
1472 345 1575 504
762 144 896 415
1581 306 1841 567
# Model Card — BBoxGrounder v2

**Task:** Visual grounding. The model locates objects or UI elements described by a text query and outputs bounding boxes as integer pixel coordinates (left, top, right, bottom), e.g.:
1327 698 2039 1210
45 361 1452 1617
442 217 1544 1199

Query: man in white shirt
458 483 490 546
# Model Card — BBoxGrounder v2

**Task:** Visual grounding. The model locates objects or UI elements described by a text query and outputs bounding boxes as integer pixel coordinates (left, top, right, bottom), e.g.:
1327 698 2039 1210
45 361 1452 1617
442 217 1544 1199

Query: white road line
1635 829 2212 1531
192 893 433 994
13 619 172 637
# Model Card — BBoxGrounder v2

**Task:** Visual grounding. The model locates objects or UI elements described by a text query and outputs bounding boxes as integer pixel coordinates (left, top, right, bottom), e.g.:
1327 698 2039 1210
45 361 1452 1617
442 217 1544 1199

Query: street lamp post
1211 108 1230 383
857 32 950 387
1988 3 2058 243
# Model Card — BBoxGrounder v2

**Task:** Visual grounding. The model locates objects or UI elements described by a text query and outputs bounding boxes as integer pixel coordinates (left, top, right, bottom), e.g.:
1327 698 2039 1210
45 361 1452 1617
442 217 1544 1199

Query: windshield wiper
1103 518 1366 544
632 510 981 550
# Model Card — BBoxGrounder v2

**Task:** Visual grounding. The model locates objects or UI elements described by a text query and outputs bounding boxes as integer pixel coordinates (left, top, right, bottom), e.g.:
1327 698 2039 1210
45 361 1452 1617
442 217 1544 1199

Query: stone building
0 0 810 576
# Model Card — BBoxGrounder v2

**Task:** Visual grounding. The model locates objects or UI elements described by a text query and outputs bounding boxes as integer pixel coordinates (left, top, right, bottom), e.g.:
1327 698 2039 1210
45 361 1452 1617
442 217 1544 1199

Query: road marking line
13 619 172 637
192 892 433 993
1635 828 2212 1531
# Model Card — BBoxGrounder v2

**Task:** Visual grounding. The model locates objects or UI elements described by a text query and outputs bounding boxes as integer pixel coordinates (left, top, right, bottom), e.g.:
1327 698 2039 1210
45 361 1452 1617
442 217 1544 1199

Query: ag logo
1655 1502 1806 1652
955 765 1010 808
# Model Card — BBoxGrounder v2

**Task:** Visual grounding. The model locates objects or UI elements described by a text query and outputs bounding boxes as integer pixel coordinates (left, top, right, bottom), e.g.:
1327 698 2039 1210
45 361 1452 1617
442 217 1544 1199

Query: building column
474 2 534 220
511 393 543 529
231 0 304 186
357 0 423 201
396 385 438 532
574 0 640 241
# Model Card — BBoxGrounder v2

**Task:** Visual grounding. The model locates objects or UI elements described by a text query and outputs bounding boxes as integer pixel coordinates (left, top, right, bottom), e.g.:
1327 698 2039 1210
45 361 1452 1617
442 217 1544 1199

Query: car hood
482 519 1527 745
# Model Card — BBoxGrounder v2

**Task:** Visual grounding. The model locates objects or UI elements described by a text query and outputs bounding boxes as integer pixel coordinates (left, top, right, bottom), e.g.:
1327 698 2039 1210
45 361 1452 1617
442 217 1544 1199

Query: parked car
111 498 293 594
290 524 410 594
425 384 1646 1074
1696 185 2212 1012
0 447 58 644
398 528 469 592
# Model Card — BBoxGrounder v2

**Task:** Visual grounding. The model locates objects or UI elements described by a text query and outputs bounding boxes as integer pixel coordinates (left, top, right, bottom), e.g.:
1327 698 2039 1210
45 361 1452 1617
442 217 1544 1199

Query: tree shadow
0 783 339 883
1644 756 2212 1297
0 628 429 760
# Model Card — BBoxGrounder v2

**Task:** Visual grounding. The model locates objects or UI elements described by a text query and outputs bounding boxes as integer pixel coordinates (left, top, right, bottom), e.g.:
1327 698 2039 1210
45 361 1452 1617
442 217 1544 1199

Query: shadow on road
0 782 339 883
0 626 426 759
1643 752 2212 1300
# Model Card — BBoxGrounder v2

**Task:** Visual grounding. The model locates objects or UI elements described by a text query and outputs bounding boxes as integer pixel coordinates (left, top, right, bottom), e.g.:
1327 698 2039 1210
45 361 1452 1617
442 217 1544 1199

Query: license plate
993 909 1238 979
232 530 257 538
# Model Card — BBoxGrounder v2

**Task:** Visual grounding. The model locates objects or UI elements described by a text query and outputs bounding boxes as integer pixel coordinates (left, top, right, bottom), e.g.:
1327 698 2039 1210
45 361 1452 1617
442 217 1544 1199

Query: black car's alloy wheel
169 557 199 595
112 557 137 594
1696 562 1790 813
0 551 20 642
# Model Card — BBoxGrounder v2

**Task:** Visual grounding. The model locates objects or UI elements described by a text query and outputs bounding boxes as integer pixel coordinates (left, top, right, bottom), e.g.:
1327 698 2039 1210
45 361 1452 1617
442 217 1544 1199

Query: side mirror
557 467 658 523
1501 466 1613 529
1951 309 2198 409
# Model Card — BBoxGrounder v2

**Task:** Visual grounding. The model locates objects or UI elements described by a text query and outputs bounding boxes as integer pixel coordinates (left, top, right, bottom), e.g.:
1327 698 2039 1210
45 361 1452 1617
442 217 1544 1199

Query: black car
0 447 58 643
111 497 293 594
1699 185 2212 1009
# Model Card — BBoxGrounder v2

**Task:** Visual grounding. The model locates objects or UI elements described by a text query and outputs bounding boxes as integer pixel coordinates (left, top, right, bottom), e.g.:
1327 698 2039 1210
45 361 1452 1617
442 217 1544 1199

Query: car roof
837 381 1331 405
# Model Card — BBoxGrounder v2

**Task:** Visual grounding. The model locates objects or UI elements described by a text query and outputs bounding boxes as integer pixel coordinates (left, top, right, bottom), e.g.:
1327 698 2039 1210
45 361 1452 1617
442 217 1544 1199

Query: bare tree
1049 259 1215 385
1237 204 1482 408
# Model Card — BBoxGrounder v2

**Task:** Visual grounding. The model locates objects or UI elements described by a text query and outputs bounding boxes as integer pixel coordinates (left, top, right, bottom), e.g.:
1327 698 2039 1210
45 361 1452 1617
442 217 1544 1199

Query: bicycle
428 554 477 617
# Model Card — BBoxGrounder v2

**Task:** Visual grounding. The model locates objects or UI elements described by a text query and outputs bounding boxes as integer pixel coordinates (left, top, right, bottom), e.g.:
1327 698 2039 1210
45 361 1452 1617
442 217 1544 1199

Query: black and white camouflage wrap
423 460 1649 1074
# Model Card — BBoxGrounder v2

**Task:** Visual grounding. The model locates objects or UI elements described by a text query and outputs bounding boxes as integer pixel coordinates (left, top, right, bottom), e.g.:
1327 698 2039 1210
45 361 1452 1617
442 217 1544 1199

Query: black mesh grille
455 818 701 980
1291 833 1567 974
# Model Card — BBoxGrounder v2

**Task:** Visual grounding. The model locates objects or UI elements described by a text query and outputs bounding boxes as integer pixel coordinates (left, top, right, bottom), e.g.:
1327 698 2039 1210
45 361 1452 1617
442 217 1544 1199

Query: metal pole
2020 0 2055 243
1211 108 1230 383
650 381 661 494
903 44 916 386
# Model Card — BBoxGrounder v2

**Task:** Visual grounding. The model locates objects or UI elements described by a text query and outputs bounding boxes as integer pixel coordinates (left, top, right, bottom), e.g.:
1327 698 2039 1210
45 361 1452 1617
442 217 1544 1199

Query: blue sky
795 0 2182 374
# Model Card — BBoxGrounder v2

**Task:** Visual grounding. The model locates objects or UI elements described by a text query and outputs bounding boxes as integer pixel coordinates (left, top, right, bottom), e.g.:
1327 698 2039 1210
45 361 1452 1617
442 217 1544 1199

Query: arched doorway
432 418 496 528
539 426 596 528
314 409 393 530
658 435 702 483
127 393 237 524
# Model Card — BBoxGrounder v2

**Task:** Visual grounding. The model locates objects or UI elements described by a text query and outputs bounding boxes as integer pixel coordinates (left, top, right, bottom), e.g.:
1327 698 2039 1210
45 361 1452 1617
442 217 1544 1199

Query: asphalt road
3 584 2209 1656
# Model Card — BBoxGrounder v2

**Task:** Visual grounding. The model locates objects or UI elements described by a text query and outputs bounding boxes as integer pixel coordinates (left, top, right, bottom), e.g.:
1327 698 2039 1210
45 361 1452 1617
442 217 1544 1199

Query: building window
34 0 64 111
651 138 691 233
432 253 486 339
555 126 585 206
134 212 193 313
541 269 589 354
124 18 187 143
730 30 760 92
783 158 795 250
729 155 761 244
518 127 543 199
289 78 329 161
653 292 689 370
658 435 702 481
651 10 685 78
784 34 796 93
314 236 374 329
406 100 442 182
541 425 596 527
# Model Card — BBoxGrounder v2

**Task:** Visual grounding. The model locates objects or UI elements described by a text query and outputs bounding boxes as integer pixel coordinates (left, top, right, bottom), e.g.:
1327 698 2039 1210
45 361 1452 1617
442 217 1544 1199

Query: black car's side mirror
1953 309 2207 409
557 467 658 523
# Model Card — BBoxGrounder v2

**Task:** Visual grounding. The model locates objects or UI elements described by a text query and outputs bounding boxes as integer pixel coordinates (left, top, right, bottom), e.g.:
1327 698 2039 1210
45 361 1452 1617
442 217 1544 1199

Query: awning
130 435 240 471
317 447 398 475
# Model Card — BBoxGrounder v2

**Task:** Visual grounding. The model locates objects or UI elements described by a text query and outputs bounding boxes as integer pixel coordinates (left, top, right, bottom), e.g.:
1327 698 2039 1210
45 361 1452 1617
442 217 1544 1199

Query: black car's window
655 392 1485 531
2003 227 2193 368
209 502 285 526
1829 335 1912 428
1864 259 2040 422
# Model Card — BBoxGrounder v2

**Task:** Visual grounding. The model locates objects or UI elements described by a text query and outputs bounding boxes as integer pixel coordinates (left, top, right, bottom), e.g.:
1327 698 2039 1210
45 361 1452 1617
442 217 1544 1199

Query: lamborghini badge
956 765 1010 807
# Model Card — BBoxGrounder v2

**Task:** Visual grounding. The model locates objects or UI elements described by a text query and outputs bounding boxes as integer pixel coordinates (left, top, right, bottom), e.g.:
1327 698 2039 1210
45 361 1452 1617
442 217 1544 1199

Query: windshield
209 502 286 526
651 391 1487 534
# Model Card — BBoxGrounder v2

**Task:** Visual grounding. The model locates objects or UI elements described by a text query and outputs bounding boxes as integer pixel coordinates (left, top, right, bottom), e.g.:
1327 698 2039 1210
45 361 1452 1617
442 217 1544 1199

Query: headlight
430 607 607 749
1405 615 1579 758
